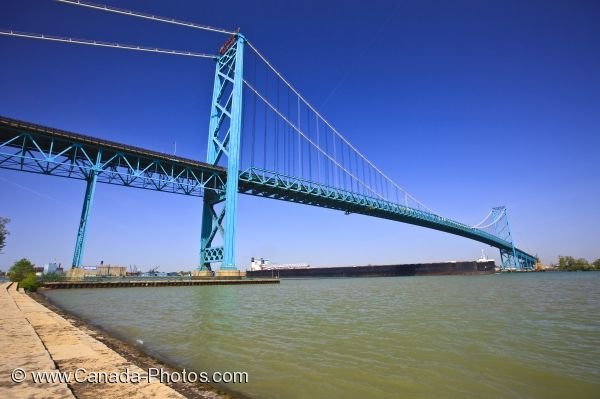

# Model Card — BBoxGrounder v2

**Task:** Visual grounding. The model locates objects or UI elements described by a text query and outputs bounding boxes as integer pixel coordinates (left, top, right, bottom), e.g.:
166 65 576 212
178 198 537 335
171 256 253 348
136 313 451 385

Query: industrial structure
0 0 537 272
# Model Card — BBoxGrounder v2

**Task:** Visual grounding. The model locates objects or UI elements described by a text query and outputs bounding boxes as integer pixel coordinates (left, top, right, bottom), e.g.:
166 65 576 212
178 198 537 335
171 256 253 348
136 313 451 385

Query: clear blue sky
1 0 599 271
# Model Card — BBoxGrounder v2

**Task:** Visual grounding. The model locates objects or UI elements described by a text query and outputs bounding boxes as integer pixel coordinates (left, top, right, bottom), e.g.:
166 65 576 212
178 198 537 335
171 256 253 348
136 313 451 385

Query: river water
45 272 600 399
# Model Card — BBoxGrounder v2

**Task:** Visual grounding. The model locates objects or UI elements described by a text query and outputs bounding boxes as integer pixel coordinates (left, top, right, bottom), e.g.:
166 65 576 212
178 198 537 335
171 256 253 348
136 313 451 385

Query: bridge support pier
72 170 98 268
199 33 245 271
500 248 536 271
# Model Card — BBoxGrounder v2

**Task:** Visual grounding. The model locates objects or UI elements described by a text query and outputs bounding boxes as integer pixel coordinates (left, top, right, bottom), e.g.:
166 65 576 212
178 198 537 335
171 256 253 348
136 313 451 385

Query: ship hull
246 261 495 278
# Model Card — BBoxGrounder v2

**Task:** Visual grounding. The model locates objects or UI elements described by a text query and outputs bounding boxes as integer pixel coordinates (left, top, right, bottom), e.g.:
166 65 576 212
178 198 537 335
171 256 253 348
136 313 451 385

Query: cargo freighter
246 255 495 278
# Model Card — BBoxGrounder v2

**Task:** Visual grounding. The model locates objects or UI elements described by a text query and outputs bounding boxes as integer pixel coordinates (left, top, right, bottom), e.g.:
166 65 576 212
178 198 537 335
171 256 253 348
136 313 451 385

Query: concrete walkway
0 282 184 399
0 282 74 399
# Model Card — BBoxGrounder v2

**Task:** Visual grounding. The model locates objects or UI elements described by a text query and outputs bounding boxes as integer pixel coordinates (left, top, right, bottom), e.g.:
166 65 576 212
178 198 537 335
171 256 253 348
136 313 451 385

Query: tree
0 217 9 253
576 258 590 270
7 258 35 282
558 256 575 270
593 259 600 270
558 256 593 271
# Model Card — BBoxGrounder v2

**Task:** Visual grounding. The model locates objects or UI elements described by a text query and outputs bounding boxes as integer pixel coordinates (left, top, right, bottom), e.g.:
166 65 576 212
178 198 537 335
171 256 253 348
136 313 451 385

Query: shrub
19 272 39 292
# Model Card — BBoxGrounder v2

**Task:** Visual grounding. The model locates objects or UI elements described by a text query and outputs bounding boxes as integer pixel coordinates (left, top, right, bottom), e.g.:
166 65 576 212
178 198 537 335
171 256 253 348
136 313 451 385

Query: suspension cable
246 41 439 215
56 0 235 35
474 215 505 230
472 209 494 228
0 29 216 58
16 1 439 214
244 80 385 200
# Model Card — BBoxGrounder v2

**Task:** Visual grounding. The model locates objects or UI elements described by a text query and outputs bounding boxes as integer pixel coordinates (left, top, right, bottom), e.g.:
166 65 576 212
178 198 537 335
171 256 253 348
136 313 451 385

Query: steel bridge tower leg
72 171 98 267
492 206 521 271
199 34 245 271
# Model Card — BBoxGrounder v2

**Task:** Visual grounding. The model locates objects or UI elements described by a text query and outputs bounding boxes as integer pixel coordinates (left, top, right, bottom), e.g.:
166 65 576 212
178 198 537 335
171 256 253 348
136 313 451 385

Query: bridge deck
238 168 535 260
0 116 225 174
0 115 534 261
0 116 226 196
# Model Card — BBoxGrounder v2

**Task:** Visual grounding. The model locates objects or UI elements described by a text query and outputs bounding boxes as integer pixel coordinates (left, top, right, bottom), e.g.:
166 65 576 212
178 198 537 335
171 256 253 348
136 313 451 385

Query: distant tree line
556 256 600 271
6 258 66 292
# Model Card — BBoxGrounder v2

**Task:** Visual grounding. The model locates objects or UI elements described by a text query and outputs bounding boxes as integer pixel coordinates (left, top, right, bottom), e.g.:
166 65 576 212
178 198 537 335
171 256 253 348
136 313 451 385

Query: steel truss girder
199 34 245 271
500 248 536 271
491 206 535 271
0 116 227 267
238 167 535 263
0 122 226 196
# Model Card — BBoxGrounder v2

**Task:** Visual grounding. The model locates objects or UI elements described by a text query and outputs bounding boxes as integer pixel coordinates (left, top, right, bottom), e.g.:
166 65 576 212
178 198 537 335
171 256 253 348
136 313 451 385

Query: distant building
79 265 127 277
33 261 65 276
142 271 167 277
44 261 61 274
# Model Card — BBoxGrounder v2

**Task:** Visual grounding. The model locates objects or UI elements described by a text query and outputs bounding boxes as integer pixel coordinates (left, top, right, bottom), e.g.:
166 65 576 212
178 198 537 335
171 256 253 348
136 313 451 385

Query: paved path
0 282 185 399
0 282 74 398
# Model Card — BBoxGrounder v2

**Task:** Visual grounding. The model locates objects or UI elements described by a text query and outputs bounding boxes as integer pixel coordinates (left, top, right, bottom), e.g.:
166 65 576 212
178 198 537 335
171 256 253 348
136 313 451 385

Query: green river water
45 272 600 399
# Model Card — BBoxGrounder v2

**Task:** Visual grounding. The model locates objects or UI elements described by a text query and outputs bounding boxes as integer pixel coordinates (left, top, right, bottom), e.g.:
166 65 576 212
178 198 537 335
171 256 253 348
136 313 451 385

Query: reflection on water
45 272 600 399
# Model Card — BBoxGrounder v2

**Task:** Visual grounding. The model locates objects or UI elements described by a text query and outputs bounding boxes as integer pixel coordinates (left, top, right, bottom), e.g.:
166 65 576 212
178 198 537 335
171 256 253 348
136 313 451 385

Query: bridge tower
492 206 518 270
199 33 245 271
491 206 535 271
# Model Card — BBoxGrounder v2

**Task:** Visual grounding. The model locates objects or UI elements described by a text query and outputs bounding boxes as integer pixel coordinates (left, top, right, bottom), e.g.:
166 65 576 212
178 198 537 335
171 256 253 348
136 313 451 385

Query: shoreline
31 288 251 399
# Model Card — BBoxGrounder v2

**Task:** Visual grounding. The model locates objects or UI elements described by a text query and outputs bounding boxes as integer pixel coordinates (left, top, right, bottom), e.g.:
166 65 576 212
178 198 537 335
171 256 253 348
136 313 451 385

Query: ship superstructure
250 257 310 271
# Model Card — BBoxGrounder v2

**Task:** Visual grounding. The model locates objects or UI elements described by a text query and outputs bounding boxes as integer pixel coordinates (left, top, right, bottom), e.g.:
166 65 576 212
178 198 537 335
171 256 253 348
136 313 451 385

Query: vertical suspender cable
289 88 292 177
275 78 279 172
342 143 346 191
263 64 268 174
324 126 329 186
297 97 301 178
316 114 320 183
285 87 293 176
307 104 312 181
247 42 440 215
251 54 257 167
332 133 337 188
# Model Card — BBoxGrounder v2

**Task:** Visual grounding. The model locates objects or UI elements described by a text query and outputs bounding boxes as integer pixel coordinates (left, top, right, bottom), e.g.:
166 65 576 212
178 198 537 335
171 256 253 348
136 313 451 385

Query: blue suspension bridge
0 0 537 272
